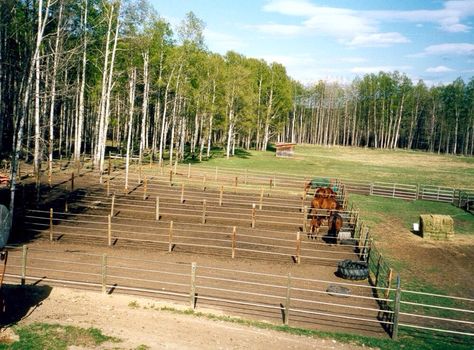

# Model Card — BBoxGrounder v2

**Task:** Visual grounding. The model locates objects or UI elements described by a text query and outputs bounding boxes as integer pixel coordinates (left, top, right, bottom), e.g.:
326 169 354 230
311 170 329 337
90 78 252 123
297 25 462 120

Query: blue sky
149 0 474 85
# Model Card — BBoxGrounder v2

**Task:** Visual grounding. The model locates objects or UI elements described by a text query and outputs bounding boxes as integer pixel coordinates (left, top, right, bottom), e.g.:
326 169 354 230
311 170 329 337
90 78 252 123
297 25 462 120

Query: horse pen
2 159 474 342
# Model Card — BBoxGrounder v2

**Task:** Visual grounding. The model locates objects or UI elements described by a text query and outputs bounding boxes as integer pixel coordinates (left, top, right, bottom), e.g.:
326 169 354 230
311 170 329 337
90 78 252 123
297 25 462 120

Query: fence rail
23 208 364 264
142 162 474 208
3 245 474 342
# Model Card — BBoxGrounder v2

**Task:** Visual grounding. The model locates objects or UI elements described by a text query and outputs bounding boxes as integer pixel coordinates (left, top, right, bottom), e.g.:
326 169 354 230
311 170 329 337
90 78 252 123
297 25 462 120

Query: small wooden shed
275 143 296 158
419 214 454 240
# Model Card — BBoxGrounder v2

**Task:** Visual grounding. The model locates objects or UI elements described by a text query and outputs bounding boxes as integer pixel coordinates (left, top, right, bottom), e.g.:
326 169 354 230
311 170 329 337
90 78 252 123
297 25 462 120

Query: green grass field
190 145 474 188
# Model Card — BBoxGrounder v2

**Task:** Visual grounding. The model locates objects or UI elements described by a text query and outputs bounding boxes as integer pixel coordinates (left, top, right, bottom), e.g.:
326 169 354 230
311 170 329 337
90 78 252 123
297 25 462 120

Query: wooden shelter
275 143 296 158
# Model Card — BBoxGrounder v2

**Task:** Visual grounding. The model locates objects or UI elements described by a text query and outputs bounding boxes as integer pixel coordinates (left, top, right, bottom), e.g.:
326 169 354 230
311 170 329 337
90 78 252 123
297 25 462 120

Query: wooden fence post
259 188 264 210
65 199 68 213
190 262 197 309
385 268 394 299
155 196 160 221
101 254 107 294
106 177 110 197
181 183 185 203
188 163 191 178
219 186 223 206
232 226 237 259
251 203 256 228
303 206 308 232
301 190 306 211
110 194 115 217
269 178 273 189
48 168 52 187
138 165 142 184
202 200 207 224
49 208 53 241
143 176 148 200
107 214 112 246
369 183 373 196
202 175 207 191
375 253 383 287
21 245 27 285
168 221 174 252
296 232 301 264
108 155 112 176
284 273 291 325
71 172 75 192
392 275 402 340
169 170 173 186
366 237 373 263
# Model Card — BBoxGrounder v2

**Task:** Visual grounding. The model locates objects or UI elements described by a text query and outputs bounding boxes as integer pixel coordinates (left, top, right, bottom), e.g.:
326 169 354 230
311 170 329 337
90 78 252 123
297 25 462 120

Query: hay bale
419 214 454 240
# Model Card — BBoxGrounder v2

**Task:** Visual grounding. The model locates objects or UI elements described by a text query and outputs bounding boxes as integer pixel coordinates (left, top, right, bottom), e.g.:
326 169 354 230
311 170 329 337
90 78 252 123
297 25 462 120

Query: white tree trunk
95 2 113 168
10 0 50 222
49 0 64 181
99 5 120 175
139 50 149 165
158 66 175 165
125 68 137 190
74 0 88 162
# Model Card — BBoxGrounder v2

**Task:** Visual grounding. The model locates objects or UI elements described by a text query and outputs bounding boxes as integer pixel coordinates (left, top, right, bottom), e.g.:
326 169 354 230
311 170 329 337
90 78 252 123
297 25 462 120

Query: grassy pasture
195 145 474 188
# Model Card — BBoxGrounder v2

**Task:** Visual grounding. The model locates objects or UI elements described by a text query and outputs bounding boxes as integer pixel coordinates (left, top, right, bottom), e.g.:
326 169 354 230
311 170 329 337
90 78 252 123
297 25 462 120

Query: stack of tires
337 259 369 280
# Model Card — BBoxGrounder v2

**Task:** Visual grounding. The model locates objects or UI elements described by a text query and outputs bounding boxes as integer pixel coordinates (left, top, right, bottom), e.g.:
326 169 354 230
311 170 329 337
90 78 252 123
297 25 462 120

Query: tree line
1 0 473 193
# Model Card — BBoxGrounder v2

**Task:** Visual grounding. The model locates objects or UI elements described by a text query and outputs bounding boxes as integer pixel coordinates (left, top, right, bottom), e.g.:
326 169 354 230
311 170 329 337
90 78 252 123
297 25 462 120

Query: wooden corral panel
275 143 296 158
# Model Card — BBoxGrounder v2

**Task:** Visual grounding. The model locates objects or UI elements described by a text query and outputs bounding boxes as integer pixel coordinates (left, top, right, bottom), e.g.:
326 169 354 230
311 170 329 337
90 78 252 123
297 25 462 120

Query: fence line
4 245 473 342
121 162 473 207
22 209 365 264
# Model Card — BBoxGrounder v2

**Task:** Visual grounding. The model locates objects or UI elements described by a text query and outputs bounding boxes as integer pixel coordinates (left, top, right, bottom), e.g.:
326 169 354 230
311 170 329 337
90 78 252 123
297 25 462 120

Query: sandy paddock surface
1 286 373 350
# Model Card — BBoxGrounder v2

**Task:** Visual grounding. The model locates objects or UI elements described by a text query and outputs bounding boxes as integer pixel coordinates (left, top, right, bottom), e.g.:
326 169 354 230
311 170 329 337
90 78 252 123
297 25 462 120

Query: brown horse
328 213 343 239
314 187 336 199
309 197 340 238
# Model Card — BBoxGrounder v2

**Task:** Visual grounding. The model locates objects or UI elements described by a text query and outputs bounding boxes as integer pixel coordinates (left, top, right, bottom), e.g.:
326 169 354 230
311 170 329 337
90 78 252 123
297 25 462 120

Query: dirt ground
1 286 373 350
3 161 473 345
369 217 474 298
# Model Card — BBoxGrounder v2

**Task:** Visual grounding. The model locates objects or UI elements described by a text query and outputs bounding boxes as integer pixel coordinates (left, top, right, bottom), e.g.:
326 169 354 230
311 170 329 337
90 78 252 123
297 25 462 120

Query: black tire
337 259 369 280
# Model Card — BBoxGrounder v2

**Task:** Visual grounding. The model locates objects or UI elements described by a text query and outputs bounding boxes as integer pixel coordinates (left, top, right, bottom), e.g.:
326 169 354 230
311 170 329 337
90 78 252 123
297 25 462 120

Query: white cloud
423 43 474 56
204 29 246 54
426 65 454 73
348 32 410 47
351 65 412 74
257 0 473 47
366 0 474 33
263 0 317 16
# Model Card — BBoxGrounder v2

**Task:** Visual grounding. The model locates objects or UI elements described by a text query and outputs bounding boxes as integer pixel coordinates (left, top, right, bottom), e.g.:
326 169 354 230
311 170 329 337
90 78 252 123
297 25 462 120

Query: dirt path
5 286 373 350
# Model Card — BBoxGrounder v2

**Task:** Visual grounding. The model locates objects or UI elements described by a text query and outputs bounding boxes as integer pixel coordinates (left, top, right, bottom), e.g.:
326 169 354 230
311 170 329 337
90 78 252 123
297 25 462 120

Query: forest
1 0 474 185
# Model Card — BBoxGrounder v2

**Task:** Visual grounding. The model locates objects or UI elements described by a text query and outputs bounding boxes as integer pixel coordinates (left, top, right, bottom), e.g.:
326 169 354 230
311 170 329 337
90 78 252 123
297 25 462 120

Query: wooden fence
156 162 473 206
3 245 473 341
23 208 364 265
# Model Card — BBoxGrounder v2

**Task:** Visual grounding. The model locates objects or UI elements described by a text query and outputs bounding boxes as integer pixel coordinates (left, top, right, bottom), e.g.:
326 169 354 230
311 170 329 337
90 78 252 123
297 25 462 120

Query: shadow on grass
183 147 252 164
1 284 52 327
